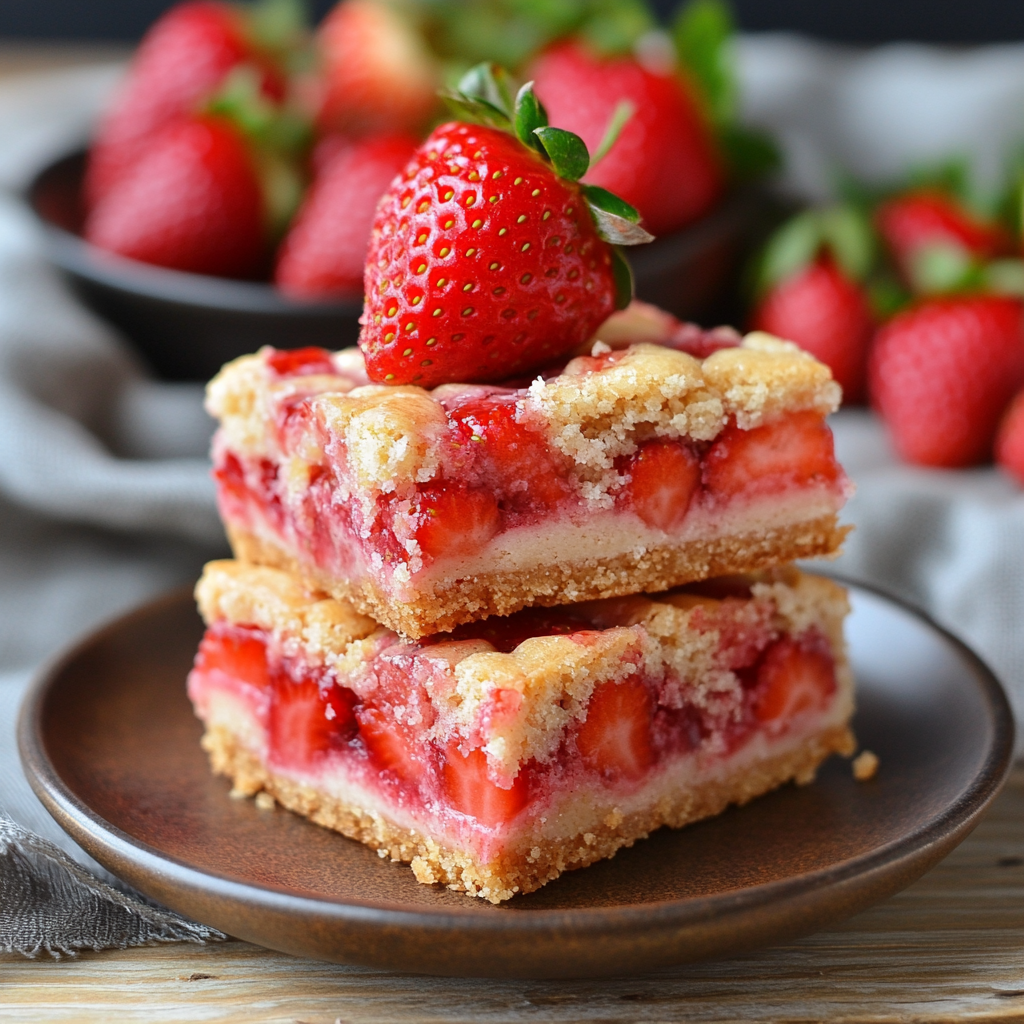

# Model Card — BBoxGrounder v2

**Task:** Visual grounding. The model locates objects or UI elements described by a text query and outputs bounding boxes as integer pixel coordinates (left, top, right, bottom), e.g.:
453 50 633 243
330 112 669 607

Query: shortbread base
201 722 856 903
226 515 851 639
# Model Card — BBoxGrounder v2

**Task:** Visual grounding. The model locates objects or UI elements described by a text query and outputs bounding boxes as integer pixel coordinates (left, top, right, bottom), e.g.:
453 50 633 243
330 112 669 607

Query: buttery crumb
852 750 879 781
229 787 248 800
254 791 276 810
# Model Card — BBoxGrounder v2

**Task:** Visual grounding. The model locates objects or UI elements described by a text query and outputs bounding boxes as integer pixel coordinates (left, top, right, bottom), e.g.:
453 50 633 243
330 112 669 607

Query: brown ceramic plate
18 580 1013 979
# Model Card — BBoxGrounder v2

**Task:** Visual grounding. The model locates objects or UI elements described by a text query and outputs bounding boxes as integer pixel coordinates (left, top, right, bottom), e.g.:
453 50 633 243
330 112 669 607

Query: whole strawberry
85 0 301 209
995 389 1024 485
86 114 269 278
530 40 723 236
275 133 417 298
316 0 440 137
360 64 652 387
876 188 1008 291
869 295 1024 467
750 206 876 402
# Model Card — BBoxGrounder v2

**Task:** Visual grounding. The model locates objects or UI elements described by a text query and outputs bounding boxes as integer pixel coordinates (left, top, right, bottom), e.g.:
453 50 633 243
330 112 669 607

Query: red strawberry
316 0 440 137
620 439 701 531
703 412 840 498
85 1 292 208
751 206 876 402
360 64 653 387
196 627 271 689
575 676 655 782
753 636 835 723
441 745 530 826
85 114 270 278
995 390 1024 484
275 133 417 299
409 483 501 560
876 188 1007 283
269 675 358 767
750 258 875 401
869 295 1024 467
357 705 420 780
530 40 724 236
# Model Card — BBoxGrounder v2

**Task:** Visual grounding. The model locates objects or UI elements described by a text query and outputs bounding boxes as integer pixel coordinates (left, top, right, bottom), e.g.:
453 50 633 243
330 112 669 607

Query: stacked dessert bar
188 304 857 902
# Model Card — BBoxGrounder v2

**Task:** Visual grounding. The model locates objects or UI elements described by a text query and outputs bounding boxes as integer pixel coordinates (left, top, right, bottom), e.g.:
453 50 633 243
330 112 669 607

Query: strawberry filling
188 603 839 835
214 381 844 585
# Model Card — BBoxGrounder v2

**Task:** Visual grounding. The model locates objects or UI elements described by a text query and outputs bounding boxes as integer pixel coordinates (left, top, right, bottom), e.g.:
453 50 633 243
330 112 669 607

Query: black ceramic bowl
27 150 762 381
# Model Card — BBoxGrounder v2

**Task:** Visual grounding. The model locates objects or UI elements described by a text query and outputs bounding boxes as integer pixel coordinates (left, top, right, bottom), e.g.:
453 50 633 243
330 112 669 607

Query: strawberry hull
205 321 852 638
189 560 856 902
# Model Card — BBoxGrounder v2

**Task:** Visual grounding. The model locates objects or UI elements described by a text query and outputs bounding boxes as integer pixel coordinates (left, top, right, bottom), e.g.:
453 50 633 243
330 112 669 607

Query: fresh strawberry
752 636 835 723
868 295 1024 467
275 133 417 298
876 188 1007 286
530 40 724 236
269 675 358 766
995 389 1024 484
750 258 875 401
360 63 652 387
85 114 271 278
356 705 420 780
316 0 440 137
620 439 701 531
575 676 655 782
703 412 840 498
85 0 297 208
441 745 530 826
751 206 876 402
409 483 501 559
196 627 271 689
449 394 571 510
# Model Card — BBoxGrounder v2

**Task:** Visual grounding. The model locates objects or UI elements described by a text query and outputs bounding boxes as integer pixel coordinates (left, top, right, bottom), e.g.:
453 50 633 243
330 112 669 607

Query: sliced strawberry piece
575 676 655 782
411 483 501 560
266 347 336 378
752 636 835 723
703 412 840 499
269 675 358 767
441 745 530 827
196 626 271 689
621 439 701 532
356 705 420 781
449 395 571 512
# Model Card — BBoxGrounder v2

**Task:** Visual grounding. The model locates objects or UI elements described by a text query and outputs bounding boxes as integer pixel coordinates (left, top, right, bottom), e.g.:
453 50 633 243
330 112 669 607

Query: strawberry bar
206 308 852 638
188 559 855 903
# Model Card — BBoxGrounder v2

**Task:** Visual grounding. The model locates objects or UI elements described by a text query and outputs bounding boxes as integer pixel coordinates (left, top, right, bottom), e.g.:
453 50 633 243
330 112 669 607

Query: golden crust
201 721 856 903
226 515 851 639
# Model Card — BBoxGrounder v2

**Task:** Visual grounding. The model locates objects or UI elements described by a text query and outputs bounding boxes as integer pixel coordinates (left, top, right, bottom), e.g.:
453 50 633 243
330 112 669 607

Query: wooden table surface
1 45 1022 1023
3 766 1022 1023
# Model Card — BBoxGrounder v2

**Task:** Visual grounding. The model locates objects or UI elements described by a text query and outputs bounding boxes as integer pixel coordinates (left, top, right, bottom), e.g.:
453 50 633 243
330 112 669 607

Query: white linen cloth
2 38 1024 955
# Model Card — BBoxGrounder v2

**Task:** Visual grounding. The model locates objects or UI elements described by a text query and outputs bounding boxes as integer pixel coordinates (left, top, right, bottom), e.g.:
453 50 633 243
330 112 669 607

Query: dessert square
206 307 852 638
188 559 856 903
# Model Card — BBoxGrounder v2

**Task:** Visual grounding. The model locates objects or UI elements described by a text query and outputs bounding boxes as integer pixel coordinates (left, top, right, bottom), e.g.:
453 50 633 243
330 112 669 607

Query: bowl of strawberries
27 0 775 381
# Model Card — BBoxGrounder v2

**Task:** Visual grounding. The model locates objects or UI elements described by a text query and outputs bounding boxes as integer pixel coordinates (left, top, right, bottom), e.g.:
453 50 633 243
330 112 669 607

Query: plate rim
17 576 1016 938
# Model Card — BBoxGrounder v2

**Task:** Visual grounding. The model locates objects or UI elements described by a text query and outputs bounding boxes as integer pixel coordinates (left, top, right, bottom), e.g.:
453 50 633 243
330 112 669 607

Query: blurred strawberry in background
275 132 416 297
314 0 441 137
85 68 308 278
85 0 305 208
750 205 876 402
869 295 1024 468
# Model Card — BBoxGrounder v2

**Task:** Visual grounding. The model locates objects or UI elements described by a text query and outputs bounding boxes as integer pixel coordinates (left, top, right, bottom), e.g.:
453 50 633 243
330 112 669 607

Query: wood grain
3 766 1023 1023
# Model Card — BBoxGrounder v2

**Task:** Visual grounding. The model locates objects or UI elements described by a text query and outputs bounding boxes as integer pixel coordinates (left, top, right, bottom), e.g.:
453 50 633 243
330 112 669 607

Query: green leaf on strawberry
443 62 653 246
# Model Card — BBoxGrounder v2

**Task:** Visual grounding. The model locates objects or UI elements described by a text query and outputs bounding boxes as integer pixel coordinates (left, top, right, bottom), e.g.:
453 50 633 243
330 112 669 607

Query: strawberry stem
589 99 634 169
